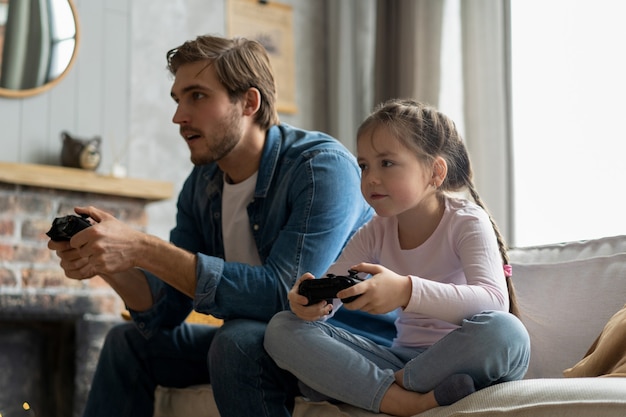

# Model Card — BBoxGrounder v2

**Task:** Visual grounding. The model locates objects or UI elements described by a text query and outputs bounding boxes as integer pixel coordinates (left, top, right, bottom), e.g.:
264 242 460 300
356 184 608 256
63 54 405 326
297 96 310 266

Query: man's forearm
135 234 198 299
101 268 153 311
102 235 197 311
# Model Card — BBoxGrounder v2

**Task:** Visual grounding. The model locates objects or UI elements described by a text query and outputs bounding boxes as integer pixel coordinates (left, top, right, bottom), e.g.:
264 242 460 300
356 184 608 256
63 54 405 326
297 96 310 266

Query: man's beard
191 109 242 165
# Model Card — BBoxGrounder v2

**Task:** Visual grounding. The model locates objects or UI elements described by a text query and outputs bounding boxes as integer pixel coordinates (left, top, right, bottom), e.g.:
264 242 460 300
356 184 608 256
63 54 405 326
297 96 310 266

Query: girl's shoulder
444 196 492 229
445 196 487 217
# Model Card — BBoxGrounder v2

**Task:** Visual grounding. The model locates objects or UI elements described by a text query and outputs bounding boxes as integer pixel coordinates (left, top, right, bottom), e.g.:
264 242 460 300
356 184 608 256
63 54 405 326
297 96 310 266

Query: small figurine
60 131 102 171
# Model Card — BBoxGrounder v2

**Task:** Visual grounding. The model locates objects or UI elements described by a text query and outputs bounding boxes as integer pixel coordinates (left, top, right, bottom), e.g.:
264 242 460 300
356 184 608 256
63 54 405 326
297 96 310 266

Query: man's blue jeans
82 319 297 417
264 310 531 412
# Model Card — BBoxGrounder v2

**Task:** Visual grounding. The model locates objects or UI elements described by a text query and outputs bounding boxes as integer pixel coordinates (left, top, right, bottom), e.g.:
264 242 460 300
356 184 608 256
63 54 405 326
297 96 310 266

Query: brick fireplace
0 162 172 417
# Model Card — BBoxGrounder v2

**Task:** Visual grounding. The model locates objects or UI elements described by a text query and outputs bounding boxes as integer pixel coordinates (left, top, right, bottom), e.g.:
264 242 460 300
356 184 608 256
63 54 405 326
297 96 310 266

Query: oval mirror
0 0 79 98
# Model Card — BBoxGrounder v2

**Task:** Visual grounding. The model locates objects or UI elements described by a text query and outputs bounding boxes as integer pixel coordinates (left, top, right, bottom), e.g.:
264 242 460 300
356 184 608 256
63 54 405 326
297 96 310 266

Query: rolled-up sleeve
128 269 193 339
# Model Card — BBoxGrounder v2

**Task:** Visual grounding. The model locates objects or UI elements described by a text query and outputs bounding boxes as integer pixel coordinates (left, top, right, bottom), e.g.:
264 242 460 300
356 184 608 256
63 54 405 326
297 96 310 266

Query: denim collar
199 124 283 200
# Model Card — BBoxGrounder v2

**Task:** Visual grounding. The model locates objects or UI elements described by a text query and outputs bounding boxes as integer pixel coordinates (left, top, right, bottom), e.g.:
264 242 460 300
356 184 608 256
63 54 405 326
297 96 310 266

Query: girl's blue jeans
264 310 531 413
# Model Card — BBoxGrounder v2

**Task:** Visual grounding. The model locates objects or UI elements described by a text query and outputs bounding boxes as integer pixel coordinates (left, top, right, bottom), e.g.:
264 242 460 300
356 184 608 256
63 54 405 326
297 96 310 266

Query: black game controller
46 214 92 241
298 269 365 306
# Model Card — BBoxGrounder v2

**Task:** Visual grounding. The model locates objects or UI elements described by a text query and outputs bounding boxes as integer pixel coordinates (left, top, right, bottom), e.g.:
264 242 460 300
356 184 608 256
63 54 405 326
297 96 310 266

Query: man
48 35 395 417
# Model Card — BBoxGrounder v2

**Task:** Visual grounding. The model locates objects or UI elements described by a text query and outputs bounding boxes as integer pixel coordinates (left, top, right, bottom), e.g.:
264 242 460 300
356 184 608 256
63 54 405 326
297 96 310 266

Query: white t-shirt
222 172 262 266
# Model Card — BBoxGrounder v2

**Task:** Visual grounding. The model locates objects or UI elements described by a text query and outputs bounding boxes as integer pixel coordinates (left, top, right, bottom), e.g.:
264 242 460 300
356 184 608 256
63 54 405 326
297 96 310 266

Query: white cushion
509 234 626 264
292 378 626 417
512 253 626 378
154 379 626 417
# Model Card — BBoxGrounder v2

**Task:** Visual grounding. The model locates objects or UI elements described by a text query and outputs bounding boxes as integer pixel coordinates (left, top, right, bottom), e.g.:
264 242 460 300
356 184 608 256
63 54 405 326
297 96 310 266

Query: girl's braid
466 181 521 318
430 106 521 318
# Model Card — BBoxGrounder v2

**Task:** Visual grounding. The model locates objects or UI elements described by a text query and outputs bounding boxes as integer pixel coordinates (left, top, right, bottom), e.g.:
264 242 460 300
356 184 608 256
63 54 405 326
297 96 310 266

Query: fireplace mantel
0 162 173 201
0 162 173 415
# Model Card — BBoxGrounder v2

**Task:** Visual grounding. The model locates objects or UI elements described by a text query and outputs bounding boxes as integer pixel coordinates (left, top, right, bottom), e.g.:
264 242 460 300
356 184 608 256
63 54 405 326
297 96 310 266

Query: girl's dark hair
358 98 520 317
166 35 279 130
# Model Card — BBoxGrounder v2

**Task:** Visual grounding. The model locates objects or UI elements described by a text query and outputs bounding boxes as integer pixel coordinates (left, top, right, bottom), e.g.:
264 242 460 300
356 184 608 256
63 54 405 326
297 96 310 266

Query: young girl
264 99 531 416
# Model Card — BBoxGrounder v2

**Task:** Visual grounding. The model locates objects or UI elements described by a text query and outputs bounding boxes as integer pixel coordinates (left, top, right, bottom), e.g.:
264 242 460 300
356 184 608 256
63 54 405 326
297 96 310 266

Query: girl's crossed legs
264 310 530 416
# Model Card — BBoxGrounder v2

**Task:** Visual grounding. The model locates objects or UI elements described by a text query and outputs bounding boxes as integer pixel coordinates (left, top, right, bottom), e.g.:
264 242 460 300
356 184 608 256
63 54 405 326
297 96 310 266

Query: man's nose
172 105 188 125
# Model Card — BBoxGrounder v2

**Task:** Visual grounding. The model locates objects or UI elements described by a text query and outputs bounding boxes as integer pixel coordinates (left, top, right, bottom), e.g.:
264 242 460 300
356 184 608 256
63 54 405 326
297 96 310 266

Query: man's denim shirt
131 124 401 341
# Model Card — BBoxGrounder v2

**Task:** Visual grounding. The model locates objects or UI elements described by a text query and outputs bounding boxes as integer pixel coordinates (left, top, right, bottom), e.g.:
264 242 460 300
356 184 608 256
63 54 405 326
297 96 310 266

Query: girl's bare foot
380 374 475 416
380 383 438 417
394 369 405 386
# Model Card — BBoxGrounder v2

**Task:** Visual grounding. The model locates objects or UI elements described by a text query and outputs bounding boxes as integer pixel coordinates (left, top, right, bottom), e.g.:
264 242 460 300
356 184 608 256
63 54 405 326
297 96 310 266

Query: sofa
154 235 626 416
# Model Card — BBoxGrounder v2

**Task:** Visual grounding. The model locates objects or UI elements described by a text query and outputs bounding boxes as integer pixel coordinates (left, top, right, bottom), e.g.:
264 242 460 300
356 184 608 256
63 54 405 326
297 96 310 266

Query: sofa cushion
512 253 626 378
508 234 626 264
154 385 219 417
154 379 626 417
290 378 626 417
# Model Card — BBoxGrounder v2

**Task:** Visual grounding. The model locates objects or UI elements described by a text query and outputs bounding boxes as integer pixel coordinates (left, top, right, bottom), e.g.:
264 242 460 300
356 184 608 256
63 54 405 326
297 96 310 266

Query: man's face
170 61 244 165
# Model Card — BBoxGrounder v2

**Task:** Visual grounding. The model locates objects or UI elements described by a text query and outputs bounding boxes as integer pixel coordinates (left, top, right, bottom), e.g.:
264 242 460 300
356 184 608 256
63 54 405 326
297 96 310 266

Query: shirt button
138 322 145 329
253 224 260 231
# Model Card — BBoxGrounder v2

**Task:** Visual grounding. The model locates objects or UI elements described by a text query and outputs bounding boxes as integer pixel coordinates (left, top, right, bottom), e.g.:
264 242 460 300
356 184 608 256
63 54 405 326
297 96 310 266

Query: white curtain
373 0 444 106
324 0 377 153
460 0 513 241
324 0 513 240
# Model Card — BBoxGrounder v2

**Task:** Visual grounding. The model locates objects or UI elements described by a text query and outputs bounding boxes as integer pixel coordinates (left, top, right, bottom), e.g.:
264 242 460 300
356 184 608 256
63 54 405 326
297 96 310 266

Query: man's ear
432 156 448 187
243 87 261 116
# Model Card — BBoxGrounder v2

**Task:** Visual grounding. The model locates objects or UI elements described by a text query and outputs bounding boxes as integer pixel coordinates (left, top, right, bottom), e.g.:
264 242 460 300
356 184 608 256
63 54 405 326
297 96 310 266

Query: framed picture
227 0 297 114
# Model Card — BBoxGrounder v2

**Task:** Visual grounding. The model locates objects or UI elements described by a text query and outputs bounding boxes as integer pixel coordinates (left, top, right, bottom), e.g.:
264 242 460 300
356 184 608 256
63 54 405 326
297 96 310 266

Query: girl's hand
288 273 334 321
337 262 412 314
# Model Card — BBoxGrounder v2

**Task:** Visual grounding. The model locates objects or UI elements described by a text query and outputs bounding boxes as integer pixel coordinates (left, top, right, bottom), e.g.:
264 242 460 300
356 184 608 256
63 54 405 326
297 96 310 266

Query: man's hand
48 206 157 311
48 238 95 280
68 206 148 277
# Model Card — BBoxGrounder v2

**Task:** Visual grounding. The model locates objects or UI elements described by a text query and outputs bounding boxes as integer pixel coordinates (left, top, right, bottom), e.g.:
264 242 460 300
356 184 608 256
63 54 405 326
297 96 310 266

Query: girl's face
357 126 435 218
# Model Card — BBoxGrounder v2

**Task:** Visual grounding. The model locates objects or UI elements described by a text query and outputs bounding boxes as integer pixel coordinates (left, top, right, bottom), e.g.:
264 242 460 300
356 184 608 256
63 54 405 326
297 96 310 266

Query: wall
0 0 131 170
0 0 329 238
0 181 148 416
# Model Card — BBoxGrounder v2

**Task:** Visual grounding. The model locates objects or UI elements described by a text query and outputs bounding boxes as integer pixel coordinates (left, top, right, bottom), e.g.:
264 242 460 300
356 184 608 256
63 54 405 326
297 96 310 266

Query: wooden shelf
0 162 173 202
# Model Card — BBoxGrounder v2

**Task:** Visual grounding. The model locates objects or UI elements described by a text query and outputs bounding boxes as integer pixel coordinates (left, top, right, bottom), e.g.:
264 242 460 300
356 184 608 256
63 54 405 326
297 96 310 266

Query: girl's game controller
298 269 365 305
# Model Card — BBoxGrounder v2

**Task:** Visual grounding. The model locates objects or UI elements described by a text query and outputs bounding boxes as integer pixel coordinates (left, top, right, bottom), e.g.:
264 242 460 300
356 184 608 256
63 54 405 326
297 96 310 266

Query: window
511 0 626 246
